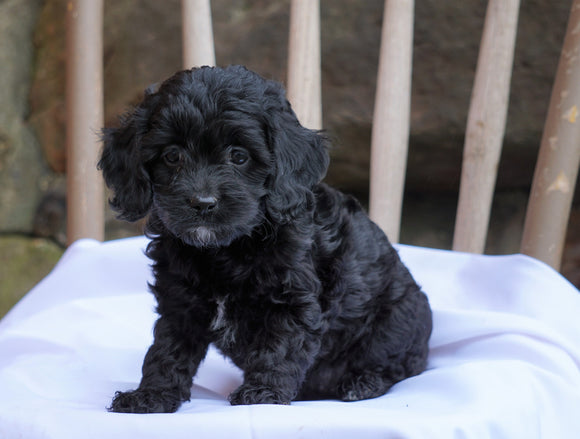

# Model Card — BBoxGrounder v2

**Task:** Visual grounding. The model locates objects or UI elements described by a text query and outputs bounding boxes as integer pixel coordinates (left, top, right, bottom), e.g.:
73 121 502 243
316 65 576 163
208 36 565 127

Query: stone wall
0 0 578 312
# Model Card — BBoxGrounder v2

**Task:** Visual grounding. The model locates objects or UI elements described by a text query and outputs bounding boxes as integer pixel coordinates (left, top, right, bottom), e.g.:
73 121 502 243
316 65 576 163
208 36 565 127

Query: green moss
0 236 63 318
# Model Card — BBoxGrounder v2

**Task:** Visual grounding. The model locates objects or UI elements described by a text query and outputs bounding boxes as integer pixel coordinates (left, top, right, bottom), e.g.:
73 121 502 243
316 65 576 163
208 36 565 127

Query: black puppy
99 65 432 413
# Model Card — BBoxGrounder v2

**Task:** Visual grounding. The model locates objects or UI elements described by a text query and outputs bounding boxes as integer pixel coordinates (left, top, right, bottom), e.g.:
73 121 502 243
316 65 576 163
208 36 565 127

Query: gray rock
0 0 48 232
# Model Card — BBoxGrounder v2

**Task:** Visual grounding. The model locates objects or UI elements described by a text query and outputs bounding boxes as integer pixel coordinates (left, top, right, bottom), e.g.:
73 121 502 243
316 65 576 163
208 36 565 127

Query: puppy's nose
191 195 218 214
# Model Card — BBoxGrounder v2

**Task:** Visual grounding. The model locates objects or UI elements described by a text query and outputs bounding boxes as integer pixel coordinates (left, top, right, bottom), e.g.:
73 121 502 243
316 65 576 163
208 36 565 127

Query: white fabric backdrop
1 236 579 438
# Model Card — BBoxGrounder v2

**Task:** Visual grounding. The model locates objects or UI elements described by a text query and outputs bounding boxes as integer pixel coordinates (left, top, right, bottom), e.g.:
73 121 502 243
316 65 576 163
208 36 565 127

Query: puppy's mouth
182 226 218 248
153 200 262 248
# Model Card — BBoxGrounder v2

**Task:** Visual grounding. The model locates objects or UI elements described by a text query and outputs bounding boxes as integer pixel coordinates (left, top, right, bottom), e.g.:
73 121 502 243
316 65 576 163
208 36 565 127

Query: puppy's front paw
108 389 182 413
228 384 291 406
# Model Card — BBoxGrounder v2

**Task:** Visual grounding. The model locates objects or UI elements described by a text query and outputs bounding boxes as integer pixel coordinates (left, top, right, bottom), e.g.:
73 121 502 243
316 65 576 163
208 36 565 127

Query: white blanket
1 236 579 438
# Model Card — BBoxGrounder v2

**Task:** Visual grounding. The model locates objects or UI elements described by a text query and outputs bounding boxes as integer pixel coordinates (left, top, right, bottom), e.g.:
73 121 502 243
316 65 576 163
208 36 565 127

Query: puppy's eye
229 147 249 165
163 148 182 166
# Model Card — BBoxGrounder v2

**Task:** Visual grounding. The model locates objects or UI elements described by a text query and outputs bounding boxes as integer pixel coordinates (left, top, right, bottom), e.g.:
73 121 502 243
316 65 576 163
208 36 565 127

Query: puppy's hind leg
337 368 397 402
336 296 431 401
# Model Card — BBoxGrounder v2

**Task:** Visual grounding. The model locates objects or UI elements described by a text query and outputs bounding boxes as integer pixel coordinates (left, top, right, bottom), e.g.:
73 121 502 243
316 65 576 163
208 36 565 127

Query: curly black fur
98 65 432 413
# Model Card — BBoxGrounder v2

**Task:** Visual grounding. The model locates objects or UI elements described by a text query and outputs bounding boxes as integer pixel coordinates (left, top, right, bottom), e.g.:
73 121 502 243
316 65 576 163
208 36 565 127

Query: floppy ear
264 97 329 223
98 103 154 222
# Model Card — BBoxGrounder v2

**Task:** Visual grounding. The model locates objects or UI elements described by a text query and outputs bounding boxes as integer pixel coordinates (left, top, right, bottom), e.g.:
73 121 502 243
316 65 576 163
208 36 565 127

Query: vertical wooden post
452 0 520 253
369 0 414 243
287 0 322 130
182 0 216 68
521 0 580 269
65 0 105 245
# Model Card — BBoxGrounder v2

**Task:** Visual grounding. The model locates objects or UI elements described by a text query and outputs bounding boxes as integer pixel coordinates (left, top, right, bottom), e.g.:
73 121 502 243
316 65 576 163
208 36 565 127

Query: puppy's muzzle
191 195 218 215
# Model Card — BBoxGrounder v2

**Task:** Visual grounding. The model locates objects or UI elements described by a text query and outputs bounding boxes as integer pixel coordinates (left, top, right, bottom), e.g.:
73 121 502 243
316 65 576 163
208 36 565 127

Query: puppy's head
98 65 328 247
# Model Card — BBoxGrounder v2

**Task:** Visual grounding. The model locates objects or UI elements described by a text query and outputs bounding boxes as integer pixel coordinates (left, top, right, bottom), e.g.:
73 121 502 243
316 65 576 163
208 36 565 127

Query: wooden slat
286 0 322 130
182 0 216 68
65 0 105 245
452 0 521 253
369 0 414 243
521 0 580 269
